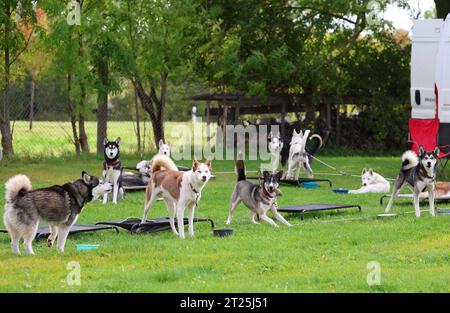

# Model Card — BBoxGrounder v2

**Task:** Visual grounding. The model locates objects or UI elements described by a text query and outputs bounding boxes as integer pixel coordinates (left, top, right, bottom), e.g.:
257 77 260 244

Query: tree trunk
435 0 450 19
67 73 80 155
28 75 35 130
78 26 89 153
1 1 14 155
78 82 89 152
96 56 108 154
134 85 141 153
134 75 166 149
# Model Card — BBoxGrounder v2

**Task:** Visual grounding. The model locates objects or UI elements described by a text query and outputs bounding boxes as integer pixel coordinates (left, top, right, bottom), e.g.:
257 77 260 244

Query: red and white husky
142 155 212 239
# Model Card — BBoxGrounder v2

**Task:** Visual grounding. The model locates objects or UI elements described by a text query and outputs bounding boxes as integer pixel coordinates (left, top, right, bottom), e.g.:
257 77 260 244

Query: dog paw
47 239 53 248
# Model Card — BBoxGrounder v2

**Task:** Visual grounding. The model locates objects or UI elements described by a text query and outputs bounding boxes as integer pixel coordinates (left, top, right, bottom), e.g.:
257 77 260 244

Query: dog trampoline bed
379 194 450 205
246 176 332 187
96 217 215 234
278 204 362 220
0 224 119 239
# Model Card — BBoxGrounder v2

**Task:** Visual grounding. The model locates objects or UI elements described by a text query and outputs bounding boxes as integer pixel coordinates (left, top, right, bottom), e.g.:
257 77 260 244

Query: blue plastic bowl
333 188 349 194
302 182 318 189
76 244 100 251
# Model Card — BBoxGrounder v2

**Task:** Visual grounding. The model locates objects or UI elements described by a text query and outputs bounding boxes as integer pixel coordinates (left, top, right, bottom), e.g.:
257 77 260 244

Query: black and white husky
102 137 123 204
385 146 440 217
3 172 112 255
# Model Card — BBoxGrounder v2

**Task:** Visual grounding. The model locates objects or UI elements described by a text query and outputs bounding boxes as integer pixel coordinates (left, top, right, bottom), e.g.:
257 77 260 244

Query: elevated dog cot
379 193 450 205
96 217 215 234
246 176 332 188
278 204 361 220
0 224 119 239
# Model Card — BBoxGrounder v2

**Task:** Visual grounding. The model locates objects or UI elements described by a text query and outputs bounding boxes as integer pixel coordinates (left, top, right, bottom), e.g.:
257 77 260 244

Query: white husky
286 129 322 179
349 168 390 194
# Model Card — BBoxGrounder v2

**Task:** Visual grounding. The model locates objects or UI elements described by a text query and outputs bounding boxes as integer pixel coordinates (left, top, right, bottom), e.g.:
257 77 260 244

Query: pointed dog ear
293 129 298 137
82 171 91 184
361 168 367 175
192 158 199 171
159 139 164 148
369 168 373 175
262 170 270 178
115 137 121 145
276 171 283 180
103 137 108 146
205 157 212 169
419 146 425 157
434 146 440 157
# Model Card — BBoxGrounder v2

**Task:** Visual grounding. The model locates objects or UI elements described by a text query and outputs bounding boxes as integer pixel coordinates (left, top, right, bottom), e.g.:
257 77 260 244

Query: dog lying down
349 168 390 194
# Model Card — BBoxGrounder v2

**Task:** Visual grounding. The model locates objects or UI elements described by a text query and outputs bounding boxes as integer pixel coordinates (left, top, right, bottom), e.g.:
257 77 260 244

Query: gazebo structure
184 92 356 143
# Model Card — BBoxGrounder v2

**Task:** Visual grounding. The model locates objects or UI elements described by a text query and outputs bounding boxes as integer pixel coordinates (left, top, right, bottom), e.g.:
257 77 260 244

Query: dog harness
104 159 121 170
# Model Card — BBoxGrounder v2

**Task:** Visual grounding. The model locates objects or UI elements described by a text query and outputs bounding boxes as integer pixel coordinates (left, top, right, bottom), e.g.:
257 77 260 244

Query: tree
115 0 200 146
41 0 91 154
435 0 450 19
0 0 37 156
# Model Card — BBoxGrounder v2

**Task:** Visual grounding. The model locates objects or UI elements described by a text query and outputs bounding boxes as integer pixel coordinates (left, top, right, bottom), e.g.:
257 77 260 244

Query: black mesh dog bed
96 217 215 234
278 204 361 220
0 224 119 239
246 176 332 187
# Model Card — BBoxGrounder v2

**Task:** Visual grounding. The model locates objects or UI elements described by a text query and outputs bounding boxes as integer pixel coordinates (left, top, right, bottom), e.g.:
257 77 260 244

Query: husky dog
226 157 291 227
286 129 323 179
122 140 172 188
158 139 170 157
142 155 212 239
3 172 112 255
102 137 123 204
268 132 284 173
385 146 440 217
122 160 152 187
349 169 390 194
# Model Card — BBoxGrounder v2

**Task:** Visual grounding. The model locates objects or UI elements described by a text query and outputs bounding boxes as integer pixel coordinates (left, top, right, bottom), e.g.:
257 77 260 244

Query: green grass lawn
0 154 449 292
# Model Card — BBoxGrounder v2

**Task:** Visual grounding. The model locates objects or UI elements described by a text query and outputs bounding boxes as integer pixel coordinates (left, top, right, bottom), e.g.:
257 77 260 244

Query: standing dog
385 146 440 217
286 129 322 179
102 137 123 204
268 132 283 173
226 157 291 227
349 168 390 194
3 172 112 255
142 155 212 239
158 139 171 157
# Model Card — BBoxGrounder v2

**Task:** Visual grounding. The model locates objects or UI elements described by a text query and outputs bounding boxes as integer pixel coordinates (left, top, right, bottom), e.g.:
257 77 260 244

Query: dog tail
235 151 246 181
401 150 419 170
5 174 32 204
308 134 323 156
151 155 178 173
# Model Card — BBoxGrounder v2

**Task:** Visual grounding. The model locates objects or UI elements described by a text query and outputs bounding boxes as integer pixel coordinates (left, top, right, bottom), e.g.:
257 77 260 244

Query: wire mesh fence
1 74 210 158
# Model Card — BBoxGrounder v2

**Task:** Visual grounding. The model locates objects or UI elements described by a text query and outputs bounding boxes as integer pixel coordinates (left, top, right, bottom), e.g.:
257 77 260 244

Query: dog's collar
261 185 275 198
189 183 201 207
419 167 435 180
106 159 120 166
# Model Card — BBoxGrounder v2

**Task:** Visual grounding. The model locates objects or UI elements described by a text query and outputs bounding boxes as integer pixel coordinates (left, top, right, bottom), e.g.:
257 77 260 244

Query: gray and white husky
3 172 112 255
384 146 440 217
226 157 291 227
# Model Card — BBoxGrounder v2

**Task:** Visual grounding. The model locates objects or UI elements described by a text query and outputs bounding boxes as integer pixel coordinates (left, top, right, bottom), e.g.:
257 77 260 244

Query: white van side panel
435 15 450 123
411 19 443 119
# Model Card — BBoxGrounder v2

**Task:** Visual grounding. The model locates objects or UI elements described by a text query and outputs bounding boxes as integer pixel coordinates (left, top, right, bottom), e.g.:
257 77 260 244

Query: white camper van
411 14 450 146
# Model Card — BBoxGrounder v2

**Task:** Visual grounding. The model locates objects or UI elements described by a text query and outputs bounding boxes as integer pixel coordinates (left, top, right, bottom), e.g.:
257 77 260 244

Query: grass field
0 153 449 293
